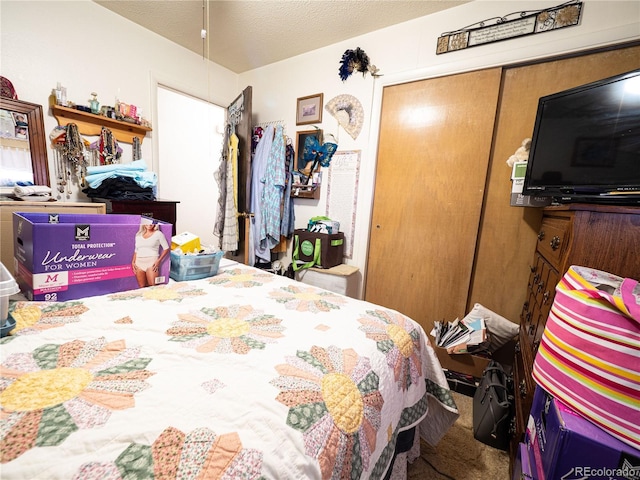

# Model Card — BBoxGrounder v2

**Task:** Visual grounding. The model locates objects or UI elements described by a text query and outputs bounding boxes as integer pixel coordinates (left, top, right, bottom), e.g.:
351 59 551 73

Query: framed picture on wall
296 93 323 125
296 129 323 172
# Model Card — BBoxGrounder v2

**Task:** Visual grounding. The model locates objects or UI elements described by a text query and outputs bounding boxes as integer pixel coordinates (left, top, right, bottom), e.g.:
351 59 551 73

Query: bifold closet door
471 43 640 323
364 68 501 359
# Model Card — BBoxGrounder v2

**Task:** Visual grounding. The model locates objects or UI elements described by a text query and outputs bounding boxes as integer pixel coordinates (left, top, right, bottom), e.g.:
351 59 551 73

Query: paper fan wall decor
324 94 364 140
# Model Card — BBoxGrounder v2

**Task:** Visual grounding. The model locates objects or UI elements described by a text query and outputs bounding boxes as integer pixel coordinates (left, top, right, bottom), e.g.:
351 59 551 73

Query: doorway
157 86 225 247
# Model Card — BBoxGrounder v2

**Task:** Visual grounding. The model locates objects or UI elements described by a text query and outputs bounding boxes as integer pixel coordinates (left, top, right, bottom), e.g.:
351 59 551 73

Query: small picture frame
296 93 323 125
296 129 323 171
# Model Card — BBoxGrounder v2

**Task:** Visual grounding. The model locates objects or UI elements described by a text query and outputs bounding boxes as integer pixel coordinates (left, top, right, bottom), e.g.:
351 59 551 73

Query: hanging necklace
132 136 141 160
99 127 118 164
60 123 85 196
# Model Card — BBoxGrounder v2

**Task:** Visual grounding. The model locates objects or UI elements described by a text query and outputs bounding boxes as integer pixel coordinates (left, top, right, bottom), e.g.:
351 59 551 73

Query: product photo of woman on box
132 218 170 287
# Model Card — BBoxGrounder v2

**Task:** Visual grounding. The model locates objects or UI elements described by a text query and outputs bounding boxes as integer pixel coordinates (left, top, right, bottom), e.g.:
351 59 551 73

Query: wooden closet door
226 86 252 265
471 44 640 323
365 68 501 354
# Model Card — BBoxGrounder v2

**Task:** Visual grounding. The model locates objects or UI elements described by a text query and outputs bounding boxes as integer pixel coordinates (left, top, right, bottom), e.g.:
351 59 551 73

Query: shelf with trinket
50 103 151 144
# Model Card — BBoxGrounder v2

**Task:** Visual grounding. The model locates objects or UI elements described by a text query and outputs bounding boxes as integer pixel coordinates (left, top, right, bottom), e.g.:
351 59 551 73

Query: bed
0 258 459 479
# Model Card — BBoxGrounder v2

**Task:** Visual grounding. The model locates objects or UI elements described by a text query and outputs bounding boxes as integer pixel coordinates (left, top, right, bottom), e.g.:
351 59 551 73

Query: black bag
472 360 513 451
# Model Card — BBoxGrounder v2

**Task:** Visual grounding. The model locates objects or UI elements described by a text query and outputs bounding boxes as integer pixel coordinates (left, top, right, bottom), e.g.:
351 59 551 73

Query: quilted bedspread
0 259 458 479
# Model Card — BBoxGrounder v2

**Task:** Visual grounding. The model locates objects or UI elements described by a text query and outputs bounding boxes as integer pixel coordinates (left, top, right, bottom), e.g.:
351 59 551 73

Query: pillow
463 303 519 353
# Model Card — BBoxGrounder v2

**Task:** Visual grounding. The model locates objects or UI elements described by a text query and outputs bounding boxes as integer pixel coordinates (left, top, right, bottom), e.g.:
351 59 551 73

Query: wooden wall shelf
291 185 320 199
50 104 151 144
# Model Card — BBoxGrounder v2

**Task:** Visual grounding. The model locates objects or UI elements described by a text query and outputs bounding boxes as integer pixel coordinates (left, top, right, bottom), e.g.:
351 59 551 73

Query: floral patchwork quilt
1 259 458 479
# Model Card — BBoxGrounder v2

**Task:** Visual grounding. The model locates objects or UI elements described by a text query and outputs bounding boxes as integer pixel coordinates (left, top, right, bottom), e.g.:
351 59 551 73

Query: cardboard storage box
170 250 223 281
171 231 201 254
435 338 516 379
435 346 491 379
293 229 344 269
13 212 172 301
295 264 359 298
513 442 534 480
526 386 640 480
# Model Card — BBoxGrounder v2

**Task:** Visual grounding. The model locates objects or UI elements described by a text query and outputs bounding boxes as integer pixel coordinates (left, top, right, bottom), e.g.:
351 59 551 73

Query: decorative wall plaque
436 1 582 54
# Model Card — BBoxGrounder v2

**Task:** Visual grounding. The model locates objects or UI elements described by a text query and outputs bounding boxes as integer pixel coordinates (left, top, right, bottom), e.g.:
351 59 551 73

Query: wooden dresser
0 200 106 273
91 198 179 235
510 204 640 470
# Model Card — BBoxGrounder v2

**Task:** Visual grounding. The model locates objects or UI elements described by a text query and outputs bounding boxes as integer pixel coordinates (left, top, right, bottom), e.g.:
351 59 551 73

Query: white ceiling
94 0 471 73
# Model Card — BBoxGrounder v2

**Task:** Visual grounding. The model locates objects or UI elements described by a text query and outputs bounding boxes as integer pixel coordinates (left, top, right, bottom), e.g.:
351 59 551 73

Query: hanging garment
260 125 286 252
213 125 230 249
281 140 295 238
250 125 274 265
220 131 239 252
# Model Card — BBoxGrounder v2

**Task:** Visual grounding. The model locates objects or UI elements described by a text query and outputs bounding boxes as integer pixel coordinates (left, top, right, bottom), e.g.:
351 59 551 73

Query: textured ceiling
94 0 470 73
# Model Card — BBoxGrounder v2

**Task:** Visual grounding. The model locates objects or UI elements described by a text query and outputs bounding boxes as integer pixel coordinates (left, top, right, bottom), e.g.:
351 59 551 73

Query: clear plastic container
169 250 224 281
0 262 20 326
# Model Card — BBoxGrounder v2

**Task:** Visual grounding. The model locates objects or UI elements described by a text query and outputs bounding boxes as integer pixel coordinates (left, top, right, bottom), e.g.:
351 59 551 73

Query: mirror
0 97 50 187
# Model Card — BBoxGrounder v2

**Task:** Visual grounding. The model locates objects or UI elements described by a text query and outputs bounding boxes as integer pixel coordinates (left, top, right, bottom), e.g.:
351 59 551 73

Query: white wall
238 0 640 288
0 0 238 201
2 0 639 294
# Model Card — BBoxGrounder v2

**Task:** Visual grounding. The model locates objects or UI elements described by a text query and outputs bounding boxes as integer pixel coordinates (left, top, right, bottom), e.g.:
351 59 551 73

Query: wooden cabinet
510 204 640 470
92 198 179 235
0 200 106 272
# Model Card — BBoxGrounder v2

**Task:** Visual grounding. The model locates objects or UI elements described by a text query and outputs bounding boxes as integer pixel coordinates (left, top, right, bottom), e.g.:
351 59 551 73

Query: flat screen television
522 68 640 205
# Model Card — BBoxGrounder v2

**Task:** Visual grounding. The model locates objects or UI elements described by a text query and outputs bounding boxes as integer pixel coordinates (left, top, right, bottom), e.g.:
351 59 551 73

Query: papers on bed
431 314 487 354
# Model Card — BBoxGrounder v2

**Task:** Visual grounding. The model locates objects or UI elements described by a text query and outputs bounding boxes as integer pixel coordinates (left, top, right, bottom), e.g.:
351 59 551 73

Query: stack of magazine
430 315 488 354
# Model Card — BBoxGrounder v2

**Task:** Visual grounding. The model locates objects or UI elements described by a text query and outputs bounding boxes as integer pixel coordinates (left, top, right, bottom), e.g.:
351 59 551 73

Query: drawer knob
538 230 545 241
528 324 535 335
529 265 536 273
550 235 561 250
543 291 551 303
537 280 545 292
514 342 521 354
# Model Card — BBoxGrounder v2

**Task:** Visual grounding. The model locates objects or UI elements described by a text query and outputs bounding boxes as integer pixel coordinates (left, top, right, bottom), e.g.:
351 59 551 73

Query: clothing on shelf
83 176 155 201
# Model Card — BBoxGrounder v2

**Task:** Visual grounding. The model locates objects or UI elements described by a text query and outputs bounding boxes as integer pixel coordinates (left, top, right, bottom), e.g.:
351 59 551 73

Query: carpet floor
407 391 510 479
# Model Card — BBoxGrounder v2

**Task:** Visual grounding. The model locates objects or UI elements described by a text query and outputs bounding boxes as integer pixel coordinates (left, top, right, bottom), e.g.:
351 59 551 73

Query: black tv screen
523 68 640 204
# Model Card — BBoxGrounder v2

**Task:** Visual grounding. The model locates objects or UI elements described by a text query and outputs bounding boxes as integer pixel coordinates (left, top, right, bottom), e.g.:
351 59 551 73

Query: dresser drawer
536 216 570 269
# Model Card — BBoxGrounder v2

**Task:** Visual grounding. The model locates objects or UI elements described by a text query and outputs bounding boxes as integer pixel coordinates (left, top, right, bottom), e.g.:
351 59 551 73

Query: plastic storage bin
170 250 224 281
1 262 20 336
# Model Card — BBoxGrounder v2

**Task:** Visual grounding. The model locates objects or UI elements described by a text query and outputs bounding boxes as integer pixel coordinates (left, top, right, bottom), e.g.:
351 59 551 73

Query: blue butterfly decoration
301 135 338 168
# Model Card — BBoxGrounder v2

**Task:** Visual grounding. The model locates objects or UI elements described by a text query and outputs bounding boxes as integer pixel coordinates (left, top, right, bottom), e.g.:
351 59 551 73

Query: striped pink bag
532 266 640 450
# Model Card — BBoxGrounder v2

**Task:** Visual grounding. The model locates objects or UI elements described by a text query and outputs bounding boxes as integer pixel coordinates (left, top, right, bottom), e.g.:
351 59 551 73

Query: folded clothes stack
82 159 157 201
12 185 52 201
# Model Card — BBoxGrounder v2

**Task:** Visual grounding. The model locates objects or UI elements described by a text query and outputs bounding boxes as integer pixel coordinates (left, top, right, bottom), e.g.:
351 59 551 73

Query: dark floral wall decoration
338 48 382 81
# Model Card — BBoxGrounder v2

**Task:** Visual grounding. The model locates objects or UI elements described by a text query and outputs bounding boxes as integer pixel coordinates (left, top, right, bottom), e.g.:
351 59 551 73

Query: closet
365 42 640 370
365 68 502 368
